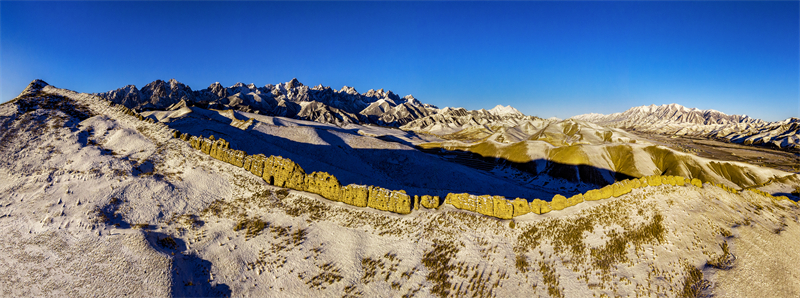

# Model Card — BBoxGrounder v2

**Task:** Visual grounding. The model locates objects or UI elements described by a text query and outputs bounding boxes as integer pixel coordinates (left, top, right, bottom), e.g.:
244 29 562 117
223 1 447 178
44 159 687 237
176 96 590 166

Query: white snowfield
573 103 800 150
0 81 798 297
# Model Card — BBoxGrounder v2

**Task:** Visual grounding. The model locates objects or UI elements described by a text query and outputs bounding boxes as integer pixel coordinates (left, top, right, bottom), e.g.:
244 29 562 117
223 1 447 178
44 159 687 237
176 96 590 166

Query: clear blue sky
2 1 798 121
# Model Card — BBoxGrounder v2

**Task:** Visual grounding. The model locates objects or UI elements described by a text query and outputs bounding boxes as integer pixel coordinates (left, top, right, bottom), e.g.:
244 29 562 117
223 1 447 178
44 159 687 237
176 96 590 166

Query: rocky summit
96 78 438 127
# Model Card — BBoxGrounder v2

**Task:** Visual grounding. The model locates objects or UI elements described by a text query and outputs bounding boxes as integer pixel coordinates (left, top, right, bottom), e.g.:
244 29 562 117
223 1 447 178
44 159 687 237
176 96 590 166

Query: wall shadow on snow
143 231 232 298
165 112 641 201
772 192 800 202
101 207 231 297
417 146 637 195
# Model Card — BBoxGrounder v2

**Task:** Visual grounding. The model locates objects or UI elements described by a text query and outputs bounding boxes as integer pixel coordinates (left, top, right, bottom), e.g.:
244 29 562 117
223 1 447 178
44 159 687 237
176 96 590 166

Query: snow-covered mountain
488 104 523 117
96 78 438 127
574 103 763 126
400 106 538 136
573 103 800 150
2 80 800 297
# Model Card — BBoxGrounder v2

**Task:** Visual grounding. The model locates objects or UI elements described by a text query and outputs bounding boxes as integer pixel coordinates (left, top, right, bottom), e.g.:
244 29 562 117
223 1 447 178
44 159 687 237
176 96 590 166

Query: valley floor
630 131 800 175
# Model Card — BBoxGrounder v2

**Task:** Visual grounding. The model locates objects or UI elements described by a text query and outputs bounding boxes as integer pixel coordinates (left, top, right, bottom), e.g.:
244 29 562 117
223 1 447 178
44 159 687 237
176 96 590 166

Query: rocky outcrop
209 138 246 167
746 188 793 202
567 194 584 207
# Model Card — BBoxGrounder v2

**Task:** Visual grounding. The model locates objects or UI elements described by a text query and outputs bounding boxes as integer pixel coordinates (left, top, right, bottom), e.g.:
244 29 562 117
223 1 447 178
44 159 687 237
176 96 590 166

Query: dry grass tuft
680 265 709 298
422 240 460 298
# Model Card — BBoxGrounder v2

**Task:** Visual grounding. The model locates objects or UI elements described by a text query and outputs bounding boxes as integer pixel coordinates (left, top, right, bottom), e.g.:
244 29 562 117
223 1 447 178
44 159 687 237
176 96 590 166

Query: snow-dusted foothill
1 80 799 298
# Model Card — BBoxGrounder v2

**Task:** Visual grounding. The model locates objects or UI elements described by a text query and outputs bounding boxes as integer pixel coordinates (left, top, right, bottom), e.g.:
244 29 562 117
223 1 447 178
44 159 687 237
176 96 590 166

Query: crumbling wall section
305 172 342 202
179 133 769 220
511 198 530 217
340 184 369 207
367 187 412 214
420 195 440 209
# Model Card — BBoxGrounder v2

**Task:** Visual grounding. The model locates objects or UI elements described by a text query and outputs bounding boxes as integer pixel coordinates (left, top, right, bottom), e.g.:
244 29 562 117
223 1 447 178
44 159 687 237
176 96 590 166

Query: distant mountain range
573 103 763 126
96 79 798 151
573 103 800 151
96 78 439 127
400 105 539 136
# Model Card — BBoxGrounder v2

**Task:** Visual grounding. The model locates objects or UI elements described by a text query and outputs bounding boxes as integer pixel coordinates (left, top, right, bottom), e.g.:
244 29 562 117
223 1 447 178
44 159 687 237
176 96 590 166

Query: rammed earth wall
179 132 796 218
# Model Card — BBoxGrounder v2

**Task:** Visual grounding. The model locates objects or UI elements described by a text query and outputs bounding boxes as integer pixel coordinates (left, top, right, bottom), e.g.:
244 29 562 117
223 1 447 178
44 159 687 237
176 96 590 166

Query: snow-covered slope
400 106 542 136
573 103 800 150
2 80 800 297
96 78 439 127
574 103 764 126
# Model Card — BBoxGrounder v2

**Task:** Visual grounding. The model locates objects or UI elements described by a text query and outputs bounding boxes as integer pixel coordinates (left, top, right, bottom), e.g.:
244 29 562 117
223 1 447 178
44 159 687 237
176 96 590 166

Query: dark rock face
96 78 438 127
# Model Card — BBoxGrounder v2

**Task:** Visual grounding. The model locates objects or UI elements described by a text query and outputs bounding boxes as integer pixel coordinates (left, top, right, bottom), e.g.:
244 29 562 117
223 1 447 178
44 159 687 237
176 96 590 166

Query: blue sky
1 1 798 121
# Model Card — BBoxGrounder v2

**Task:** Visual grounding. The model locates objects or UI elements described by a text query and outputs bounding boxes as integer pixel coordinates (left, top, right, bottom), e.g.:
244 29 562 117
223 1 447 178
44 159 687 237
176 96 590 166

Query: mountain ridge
573 103 764 126
573 103 799 151
95 78 440 127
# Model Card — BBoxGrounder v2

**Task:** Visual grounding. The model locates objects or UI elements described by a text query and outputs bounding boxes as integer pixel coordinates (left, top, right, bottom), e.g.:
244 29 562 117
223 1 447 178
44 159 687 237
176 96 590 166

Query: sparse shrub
680 265 710 298
361 257 383 284
540 261 563 298
343 285 363 298
592 213 665 272
515 254 530 273
422 240 460 298
707 241 735 270
234 217 268 240
91 206 110 224
305 262 343 290
719 227 733 238
283 196 330 220
276 188 290 199
157 236 178 250
774 222 788 234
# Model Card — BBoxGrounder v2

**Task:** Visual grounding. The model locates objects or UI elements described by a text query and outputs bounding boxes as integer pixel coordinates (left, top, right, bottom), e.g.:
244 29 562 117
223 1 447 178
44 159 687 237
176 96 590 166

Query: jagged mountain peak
489 104 523 116
340 86 359 95
286 78 303 89
577 103 763 126
17 79 50 98
95 78 439 127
